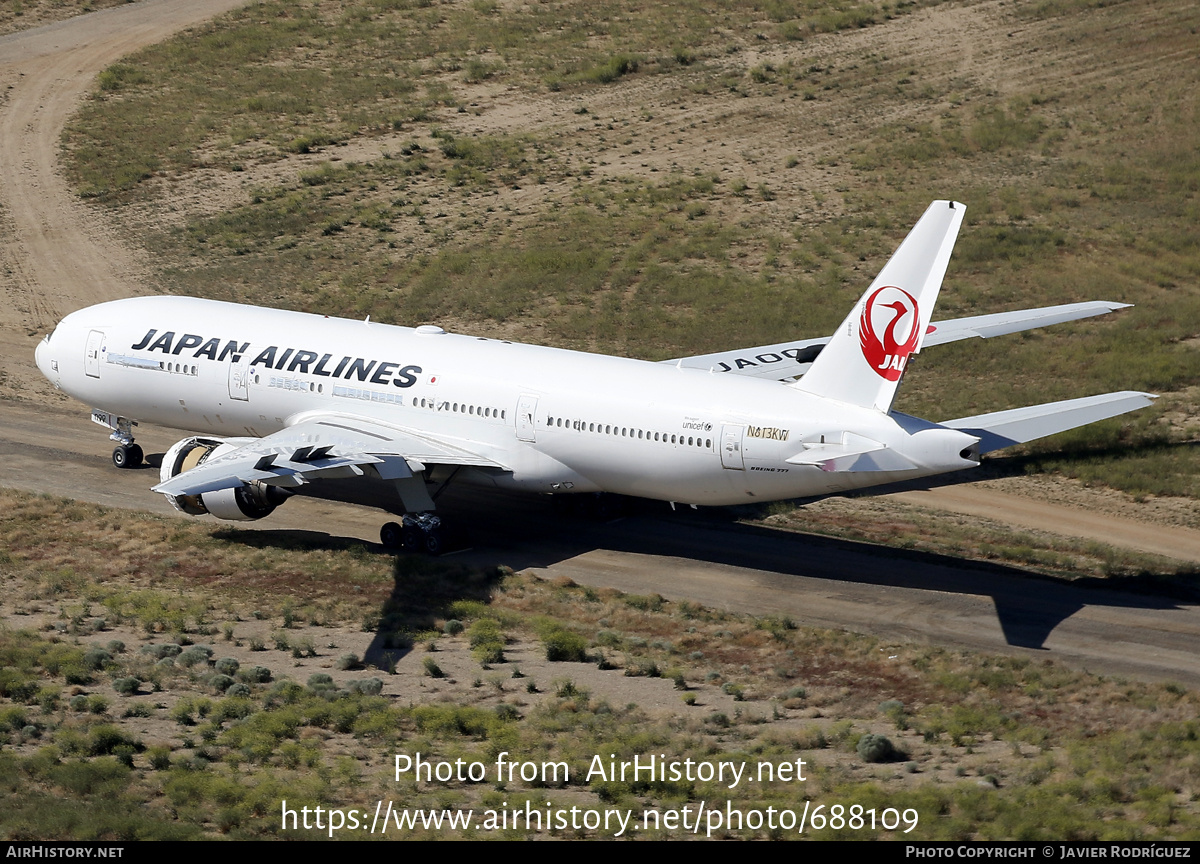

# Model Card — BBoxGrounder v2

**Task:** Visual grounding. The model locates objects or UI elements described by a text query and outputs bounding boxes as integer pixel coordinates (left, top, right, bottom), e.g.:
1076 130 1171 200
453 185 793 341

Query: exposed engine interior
159 436 291 521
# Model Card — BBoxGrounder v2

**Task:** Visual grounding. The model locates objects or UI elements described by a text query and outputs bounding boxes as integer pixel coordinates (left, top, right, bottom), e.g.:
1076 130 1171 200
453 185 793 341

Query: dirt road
2 399 1198 687
0 0 250 396
0 1 1197 686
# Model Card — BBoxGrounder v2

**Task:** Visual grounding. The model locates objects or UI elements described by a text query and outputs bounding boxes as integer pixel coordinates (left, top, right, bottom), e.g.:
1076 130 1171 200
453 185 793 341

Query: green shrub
0 706 29 732
122 702 152 718
350 678 384 696
624 659 660 678
83 648 112 671
48 758 131 796
148 746 172 771
307 673 334 690
542 629 588 662
178 648 210 668
856 733 898 763
623 594 664 612
141 643 182 660
170 699 198 726
88 724 140 756
238 665 272 684
468 619 505 664
214 657 239 676
112 677 140 696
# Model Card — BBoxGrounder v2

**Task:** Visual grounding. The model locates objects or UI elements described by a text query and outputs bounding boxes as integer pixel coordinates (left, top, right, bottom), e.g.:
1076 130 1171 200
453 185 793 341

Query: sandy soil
0 0 250 396
0 0 1196 687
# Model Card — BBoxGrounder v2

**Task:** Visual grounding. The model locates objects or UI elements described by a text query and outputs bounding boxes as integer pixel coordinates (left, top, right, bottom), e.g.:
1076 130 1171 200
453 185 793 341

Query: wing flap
153 414 506 498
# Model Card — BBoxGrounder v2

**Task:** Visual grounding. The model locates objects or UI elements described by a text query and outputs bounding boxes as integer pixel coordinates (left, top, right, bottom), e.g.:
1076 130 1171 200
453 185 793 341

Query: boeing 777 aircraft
34 201 1154 552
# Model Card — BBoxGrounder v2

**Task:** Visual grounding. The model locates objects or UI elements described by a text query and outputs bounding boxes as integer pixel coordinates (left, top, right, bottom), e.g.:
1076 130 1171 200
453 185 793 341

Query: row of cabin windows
546 415 712 449
416 396 506 421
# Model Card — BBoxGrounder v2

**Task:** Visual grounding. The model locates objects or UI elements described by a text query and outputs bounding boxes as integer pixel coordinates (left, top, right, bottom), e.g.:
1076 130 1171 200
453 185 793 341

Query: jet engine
159 437 291 521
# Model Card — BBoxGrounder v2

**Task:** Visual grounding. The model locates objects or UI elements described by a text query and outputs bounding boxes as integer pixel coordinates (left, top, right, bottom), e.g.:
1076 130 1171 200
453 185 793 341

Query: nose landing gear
92 411 142 469
112 443 144 469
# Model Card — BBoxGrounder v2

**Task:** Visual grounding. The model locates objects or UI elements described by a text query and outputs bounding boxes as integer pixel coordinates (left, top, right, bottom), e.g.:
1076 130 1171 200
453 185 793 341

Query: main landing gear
380 513 464 555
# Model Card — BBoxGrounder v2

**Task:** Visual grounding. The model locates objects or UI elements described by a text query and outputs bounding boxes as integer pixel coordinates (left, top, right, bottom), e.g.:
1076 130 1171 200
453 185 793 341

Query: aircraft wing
663 301 1130 382
922 301 1130 347
152 414 506 499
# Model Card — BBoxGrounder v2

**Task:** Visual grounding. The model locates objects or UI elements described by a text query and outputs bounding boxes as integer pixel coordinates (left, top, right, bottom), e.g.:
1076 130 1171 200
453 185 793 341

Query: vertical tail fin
792 200 965 412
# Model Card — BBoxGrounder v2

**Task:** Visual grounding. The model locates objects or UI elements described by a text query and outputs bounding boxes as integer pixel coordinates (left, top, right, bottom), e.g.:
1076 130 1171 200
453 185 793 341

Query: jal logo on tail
859 286 920 381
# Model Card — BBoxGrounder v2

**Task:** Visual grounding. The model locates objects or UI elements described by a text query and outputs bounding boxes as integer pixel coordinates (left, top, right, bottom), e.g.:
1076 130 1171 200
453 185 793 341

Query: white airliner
34 201 1154 551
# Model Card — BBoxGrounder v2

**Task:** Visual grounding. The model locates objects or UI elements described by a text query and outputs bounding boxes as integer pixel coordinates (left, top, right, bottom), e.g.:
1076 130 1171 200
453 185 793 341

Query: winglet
792 200 965 412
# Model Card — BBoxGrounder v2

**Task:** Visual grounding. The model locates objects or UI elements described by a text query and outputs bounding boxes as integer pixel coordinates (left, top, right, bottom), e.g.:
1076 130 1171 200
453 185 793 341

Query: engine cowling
159 436 290 521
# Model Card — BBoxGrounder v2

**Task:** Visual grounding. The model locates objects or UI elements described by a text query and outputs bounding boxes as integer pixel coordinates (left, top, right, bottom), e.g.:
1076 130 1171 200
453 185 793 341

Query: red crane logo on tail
859 286 920 381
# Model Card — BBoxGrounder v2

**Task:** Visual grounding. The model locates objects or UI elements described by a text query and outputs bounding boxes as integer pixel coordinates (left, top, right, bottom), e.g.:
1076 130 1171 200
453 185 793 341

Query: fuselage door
516 395 538 443
721 424 745 470
84 330 104 379
228 355 250 401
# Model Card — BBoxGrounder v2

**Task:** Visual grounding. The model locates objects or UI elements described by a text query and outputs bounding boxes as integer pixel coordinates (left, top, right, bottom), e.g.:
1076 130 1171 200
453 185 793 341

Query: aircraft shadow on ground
213 526 501 669
871 438 1200 494
215 485 1195 654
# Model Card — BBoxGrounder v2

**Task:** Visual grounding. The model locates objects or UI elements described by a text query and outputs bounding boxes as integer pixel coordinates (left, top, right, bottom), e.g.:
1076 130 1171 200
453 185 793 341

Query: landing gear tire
112 444 143 469
424 528 446 556
401 525 424 553
380 521 403 550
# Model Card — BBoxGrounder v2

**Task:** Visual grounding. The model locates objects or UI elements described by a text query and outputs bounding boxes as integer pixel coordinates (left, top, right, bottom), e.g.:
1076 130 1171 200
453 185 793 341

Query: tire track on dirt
0 0 250 398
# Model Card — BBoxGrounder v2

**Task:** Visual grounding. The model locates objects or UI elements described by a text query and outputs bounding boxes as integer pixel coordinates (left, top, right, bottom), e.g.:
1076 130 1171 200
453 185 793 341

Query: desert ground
0 0 1198 839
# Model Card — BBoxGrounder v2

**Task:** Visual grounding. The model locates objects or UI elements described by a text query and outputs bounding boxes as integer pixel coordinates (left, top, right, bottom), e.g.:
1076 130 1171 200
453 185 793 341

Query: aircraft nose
34 330 57 384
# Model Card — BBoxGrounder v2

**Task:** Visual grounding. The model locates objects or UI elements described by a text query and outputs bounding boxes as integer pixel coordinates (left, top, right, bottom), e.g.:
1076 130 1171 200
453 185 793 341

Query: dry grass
57 0 1200 498
2 489 1200 838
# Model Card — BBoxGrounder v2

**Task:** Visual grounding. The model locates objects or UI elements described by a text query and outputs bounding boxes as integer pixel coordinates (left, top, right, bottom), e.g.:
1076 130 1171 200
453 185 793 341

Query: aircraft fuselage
34 296 978 507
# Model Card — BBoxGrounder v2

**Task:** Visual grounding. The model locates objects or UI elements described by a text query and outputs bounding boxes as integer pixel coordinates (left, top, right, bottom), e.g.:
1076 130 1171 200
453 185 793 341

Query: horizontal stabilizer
941 391 1157 454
